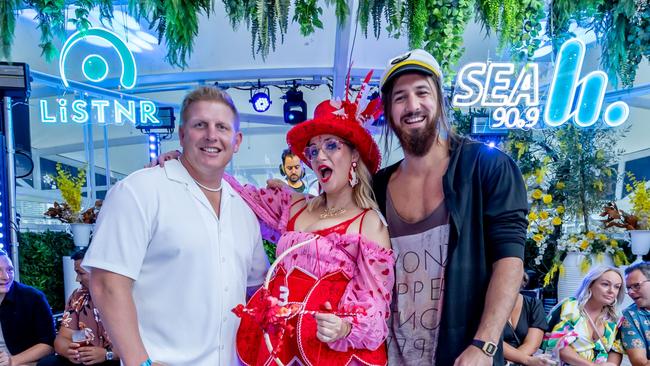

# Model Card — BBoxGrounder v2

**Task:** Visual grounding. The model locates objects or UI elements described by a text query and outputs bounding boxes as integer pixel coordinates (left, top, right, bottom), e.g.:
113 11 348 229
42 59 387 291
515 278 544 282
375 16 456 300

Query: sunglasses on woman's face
303 138 348 161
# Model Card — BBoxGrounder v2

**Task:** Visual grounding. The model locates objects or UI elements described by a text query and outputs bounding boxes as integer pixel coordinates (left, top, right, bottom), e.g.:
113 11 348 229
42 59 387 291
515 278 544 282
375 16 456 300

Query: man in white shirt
84 86 269 366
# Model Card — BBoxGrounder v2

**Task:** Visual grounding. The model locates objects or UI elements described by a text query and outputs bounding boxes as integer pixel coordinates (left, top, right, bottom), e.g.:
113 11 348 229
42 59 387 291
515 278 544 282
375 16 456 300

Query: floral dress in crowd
61 287 112 348
542 297 623 364
225 175 395 366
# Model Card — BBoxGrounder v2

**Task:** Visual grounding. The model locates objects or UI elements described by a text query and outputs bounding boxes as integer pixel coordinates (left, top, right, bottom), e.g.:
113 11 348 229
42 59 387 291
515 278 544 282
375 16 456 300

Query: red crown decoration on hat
286 70 383 173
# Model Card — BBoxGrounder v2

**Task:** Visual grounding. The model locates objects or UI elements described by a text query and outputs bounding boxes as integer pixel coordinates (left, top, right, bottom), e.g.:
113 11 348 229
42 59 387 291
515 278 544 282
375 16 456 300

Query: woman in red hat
225 93 393 366
153 80 393 366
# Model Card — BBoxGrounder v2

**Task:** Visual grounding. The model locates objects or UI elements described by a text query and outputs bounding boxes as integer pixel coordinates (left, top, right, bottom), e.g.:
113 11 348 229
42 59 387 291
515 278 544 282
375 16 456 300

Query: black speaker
0 62 30 98
0 97 33 178
0 98 31 153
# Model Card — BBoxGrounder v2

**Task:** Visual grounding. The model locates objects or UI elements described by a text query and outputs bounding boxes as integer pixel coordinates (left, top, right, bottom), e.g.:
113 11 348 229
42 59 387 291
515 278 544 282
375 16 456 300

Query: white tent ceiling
7 2 650 180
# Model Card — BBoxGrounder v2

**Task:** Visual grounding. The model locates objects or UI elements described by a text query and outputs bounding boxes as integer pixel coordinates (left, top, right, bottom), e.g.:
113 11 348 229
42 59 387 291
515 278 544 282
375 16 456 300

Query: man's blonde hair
180 86 240 130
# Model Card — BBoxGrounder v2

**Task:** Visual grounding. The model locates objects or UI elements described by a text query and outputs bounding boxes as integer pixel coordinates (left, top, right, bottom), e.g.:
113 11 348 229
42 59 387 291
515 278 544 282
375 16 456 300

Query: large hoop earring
348 162 358 187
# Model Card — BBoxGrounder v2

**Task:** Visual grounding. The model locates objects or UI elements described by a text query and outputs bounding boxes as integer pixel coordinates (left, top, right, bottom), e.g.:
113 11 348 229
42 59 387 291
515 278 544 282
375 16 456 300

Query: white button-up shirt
84 160 269 365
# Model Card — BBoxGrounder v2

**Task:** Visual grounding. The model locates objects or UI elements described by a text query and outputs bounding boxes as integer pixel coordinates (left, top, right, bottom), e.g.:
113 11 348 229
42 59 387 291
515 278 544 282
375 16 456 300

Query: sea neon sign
40 27 160 126
452 38 629 129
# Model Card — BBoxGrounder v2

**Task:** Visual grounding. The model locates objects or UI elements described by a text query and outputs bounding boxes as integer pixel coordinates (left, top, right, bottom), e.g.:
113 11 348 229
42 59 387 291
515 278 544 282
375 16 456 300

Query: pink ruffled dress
225 175 395 366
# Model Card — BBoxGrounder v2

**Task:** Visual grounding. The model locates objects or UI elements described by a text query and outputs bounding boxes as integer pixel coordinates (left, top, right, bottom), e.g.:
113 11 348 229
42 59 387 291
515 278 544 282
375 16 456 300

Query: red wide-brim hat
286 99 382 174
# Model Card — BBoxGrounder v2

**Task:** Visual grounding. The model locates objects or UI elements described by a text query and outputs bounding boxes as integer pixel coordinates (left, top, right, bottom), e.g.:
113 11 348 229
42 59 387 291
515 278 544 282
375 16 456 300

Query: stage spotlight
250 87 271 113
283 87 307 124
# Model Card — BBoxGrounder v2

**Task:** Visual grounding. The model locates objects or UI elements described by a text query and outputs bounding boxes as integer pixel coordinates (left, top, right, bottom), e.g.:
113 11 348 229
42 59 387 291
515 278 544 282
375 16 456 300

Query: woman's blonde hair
575 265 625 321
307 149 378 213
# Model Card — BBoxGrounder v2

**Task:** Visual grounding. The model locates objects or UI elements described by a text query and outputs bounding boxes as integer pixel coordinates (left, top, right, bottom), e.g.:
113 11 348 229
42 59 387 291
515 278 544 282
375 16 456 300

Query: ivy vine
548 0 650 87
1 0 646 83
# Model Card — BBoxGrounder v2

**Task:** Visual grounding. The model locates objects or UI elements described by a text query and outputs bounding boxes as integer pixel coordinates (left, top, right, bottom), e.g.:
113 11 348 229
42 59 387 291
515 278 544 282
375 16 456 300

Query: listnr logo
452 38 629 130
40 27 160 126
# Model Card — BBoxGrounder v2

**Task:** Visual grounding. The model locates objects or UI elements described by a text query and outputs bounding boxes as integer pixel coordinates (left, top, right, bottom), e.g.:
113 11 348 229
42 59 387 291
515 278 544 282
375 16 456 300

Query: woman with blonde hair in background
543 266 625 366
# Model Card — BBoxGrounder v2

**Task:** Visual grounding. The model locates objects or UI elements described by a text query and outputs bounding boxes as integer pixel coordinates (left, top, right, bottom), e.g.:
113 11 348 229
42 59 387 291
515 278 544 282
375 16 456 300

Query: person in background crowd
84 86 269 366
279 148 307 193
503 272 553 366
0 249 55 366
620 261 650 366
37 248 119 366
374 49 528 366
543 266 624 366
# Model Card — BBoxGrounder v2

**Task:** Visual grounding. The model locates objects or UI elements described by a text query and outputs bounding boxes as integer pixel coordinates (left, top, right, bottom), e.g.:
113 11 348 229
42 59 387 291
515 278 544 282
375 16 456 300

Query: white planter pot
62 256 81 301
70 223 92 247
557 252 614 302
630 230 650 264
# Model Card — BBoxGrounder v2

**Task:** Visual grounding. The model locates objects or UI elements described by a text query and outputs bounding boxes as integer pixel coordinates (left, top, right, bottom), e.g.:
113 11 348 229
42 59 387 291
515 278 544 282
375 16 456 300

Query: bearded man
372 49 528 366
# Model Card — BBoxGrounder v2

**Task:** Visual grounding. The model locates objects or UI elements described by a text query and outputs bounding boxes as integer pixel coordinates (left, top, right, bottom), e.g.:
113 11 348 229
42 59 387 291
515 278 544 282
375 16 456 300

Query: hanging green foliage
293 0 322 37
423 0 473 83
474 0 545 61
2 0 647 82
548 0 650 87
0 0 20 60
130 0 211 67
70 0 113 32
24 0 67 61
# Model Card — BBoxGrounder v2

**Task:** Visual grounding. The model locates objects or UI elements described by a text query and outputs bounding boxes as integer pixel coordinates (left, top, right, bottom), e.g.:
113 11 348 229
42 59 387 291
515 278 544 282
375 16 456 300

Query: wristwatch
105 350 114 361
471 339 498 357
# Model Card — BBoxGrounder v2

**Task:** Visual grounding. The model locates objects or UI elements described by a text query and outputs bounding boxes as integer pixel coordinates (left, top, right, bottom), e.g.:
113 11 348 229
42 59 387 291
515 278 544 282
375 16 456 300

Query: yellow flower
552 217 562 226
532 189 543 200
586 231 595 240
579 240 590 250
604 168 613 177
540 211 550 220
580 257 591 273
533 234 544 243
610 240 618 248
515 142 527 160
598 234 608 241
528 211 539 221
556 182 566 190
53 163 86 213
593 180 604 192
543 194 553 204
557 206 565 214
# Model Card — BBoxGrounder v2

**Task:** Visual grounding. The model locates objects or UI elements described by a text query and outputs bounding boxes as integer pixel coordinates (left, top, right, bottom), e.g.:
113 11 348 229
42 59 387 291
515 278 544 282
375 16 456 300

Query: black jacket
0 281 56 355
373 137 528 366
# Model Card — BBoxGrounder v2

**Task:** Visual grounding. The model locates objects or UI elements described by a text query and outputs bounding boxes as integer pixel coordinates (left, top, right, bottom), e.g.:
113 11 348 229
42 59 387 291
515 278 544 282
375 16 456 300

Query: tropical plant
18 230 76 312
43 163 102 224
503 122 630 289
626 174 650 230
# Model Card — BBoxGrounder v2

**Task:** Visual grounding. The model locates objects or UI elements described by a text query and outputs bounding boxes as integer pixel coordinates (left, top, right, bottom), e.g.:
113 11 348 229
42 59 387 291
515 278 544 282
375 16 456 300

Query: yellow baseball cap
380 49 443 94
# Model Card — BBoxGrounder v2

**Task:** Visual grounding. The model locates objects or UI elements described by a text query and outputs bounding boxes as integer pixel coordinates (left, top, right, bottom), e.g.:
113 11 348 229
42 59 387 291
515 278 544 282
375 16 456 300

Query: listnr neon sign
452 38 629 129
40 27 160 126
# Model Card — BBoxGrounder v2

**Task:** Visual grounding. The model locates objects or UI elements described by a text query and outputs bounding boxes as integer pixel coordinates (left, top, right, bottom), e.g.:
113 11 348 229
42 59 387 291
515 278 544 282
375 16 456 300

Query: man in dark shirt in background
0 249 55 365
279 148 307 193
